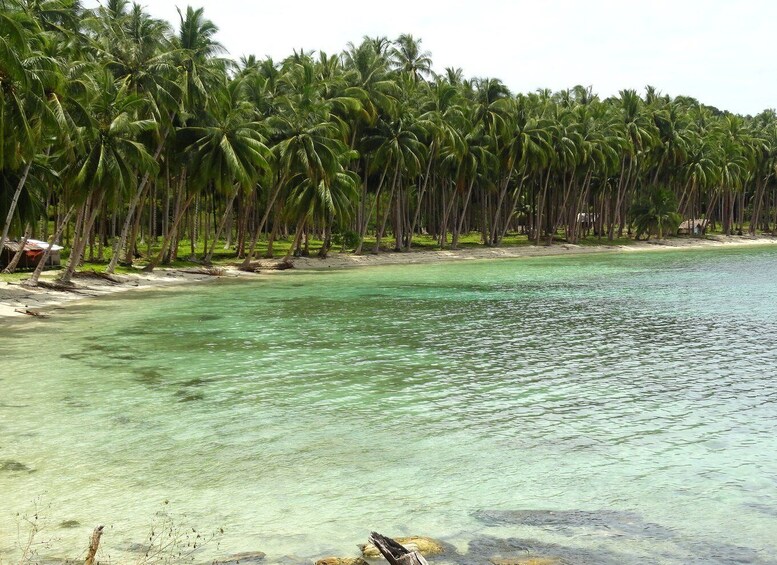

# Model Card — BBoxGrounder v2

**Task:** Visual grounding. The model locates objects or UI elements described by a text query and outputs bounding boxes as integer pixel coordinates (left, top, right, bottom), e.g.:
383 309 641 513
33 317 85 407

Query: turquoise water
1 248 777 564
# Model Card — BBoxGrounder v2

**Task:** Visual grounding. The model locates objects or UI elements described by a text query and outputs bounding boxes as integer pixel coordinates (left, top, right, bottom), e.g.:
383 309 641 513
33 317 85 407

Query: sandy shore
2 234 776 320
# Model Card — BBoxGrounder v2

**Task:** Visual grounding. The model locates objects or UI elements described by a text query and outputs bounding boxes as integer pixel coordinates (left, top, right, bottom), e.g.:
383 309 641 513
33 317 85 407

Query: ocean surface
1 247 776 564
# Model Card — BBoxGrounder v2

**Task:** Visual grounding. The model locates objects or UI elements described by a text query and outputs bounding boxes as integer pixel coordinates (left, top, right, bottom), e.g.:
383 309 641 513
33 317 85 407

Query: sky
82 0 776 115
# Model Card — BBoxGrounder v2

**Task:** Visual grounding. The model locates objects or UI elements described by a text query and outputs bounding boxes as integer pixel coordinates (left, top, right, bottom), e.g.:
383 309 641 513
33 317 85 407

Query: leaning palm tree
0 9 57 254
59 70 158 284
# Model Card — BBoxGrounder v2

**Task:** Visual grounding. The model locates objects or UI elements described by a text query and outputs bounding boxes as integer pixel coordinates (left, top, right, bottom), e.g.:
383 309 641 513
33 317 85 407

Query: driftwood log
368 533 429 565
76 270 127 284
85 525 104 565
14 308 49 318
179 267 226 276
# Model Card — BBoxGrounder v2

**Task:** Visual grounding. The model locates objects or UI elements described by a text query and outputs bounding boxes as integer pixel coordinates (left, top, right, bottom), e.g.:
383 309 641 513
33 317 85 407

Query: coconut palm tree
0 8 57 254
629 185 681 239
59 70 158 283
389 34 432 82
177 79 271 264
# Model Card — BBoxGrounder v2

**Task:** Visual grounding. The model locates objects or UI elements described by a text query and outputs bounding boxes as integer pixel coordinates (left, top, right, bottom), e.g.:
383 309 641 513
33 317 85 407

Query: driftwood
27 280 87 293
179 267 226 276
237 259 294 273
85 525 104 565
74 270 127 284
272 259 294 270
368 533 429 565
238 264 260 273
14 308 49 318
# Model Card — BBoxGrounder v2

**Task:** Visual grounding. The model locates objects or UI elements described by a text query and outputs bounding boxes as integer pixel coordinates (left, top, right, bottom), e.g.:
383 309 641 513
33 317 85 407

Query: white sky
83 0 776 115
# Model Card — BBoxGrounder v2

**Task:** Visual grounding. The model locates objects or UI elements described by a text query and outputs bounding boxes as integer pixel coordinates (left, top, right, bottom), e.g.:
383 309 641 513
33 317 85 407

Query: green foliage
629 186 682 239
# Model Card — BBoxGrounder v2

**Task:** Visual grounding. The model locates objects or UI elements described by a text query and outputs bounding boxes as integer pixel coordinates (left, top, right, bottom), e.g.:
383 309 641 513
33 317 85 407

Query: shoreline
2 234 776 320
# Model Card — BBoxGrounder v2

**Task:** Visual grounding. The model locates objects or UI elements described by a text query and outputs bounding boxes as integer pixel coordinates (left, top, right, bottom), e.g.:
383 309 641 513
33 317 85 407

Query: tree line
2 0 777 284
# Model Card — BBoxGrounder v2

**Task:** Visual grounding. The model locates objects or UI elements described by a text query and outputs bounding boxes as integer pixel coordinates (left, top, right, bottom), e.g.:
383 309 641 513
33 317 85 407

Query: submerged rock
212 551 266 564
315 558 368 565
59 520 81 529
360 536 445 559
175 390 205 402
464 536 626 565
473 509 674 540
0 459 33 473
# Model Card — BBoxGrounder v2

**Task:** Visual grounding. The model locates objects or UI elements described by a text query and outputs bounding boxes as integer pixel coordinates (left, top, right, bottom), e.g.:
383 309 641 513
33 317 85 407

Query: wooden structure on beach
1 239 63 270
678 219 709 235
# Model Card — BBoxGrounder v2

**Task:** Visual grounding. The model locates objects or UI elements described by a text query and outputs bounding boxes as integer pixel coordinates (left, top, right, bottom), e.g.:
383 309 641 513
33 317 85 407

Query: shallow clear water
1 248 777 564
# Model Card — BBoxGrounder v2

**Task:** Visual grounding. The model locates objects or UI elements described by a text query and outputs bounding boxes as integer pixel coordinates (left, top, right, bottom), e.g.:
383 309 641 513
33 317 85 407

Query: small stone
360 536 445 559
315 558 368 565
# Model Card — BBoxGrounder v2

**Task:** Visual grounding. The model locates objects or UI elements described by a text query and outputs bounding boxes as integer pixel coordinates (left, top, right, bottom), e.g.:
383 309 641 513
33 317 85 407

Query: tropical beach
2 234 777 320
3 0 777 564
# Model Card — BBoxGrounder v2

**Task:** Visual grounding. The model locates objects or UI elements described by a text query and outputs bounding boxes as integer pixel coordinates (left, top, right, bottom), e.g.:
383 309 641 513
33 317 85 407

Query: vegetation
2 0 777 281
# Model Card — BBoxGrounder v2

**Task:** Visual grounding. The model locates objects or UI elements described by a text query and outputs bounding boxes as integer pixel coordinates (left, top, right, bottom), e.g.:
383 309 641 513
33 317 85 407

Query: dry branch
85 525 104 565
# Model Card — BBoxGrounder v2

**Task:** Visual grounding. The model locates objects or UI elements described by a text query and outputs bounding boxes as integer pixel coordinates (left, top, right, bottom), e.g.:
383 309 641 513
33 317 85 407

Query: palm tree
59 70 158 283
96 2 181 272
0 8 56 254
178 79 270 264
172 5 228 115
361 114 424 253
389 34 432 82
629 185 682 240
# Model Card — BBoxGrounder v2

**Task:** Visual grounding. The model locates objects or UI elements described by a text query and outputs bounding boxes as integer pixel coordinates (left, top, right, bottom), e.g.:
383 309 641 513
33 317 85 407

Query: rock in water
315 558 369 565
212 551 266 564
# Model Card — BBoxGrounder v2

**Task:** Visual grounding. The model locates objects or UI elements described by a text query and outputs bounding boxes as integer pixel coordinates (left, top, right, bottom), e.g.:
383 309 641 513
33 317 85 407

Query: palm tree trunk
60 194 105 285
143 191 196 272
205 186 239 264
284 217 306 261
2 223 31 274
264 205 281 258
106 135 168 274
0 160 33 256
453 177 477 249
499 174 526 244
242 177 285 268
374 162 400 254
123 188 148 266
406 145 435 251
535 171 551 245
490 168 515 246
355 163 390 254
26 205 76 286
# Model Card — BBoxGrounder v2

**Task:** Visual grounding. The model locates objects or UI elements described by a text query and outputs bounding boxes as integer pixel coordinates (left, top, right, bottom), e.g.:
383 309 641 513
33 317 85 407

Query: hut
678 219 709 235
1 239 63 270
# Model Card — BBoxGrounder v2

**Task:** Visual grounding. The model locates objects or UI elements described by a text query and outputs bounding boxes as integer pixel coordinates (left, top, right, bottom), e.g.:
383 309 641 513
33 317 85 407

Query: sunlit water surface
1 247 777 564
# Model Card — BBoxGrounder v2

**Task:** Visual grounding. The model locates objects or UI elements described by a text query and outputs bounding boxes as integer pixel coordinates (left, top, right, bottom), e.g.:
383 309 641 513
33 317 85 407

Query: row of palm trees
2 0 777 283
